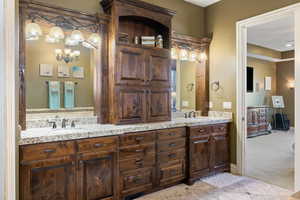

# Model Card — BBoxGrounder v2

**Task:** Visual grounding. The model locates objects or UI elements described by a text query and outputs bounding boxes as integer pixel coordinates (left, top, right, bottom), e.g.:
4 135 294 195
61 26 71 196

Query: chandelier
55 49 80 63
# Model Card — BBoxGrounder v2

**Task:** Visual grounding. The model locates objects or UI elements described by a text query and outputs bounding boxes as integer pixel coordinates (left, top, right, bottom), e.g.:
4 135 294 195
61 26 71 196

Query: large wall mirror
19 1 109 129
171 33 211 116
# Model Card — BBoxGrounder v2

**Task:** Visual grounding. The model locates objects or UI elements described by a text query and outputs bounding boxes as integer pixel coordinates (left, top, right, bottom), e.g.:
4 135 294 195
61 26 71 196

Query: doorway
236 4 300 192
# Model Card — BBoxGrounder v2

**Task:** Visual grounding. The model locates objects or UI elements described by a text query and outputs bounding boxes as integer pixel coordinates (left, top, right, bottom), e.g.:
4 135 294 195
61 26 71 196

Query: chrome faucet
62 119 68 128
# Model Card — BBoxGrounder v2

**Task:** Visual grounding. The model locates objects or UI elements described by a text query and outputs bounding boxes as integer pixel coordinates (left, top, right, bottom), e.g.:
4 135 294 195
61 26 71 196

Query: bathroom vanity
18 0 227 200
19 118 231 200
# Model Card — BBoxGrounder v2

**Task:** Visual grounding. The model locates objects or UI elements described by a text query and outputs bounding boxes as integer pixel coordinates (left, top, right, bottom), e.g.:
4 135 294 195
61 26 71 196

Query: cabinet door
190 135 211 177
116 87 146 124
147 49 171 87
20 156 76 200
77 152 116 200
210 127 230 172
147 88 171 122
117 45 146 85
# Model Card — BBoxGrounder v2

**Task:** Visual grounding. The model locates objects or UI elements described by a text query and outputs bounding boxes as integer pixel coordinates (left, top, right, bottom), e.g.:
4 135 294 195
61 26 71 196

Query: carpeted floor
246 129 295 191
137 173 292 200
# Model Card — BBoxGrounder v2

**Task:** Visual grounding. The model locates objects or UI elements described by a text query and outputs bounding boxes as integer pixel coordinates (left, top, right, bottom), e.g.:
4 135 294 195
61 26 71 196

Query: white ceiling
184 0 222 7
247 15 294 52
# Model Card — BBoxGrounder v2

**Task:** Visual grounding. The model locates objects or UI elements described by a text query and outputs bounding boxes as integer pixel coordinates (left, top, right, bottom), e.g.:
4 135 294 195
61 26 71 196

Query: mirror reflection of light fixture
65 36 79 46
179 49 189 61
71 30 85 43
25 22 43 40
189 51 197 62
49 26 65 40
171 48 179 60
45 34 59 43
199 52 207 61
87 33 101 47
55 48 80 63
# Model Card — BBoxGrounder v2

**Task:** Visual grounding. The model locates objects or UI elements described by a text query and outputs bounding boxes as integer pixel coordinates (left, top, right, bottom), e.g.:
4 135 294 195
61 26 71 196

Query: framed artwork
265 76 272 91
58 65 70 78
72 66 84 78
272 96 285 108
39 64 53 77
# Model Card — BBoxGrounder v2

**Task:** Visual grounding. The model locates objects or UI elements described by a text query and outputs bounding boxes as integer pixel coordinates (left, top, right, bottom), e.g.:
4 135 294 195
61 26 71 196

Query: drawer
120 131 156 147
158 162 185 184
120 154 155 172
77 136 117 153
212 124 229 133
120 169 154 195
157 138 185 153
157 128 186 141
189 125 211 138
157 149 185 165
120 143 155 160
20 141 75 162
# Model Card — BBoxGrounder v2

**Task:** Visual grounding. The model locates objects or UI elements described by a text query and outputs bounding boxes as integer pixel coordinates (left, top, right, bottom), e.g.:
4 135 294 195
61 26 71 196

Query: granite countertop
19 117 232 145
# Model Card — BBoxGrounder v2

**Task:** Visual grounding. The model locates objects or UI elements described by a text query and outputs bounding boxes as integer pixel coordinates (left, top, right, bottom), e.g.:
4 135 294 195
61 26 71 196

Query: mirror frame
19 0 110 130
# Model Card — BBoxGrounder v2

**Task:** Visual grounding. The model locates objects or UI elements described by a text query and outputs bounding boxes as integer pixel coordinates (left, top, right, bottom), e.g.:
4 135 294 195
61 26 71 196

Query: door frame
0 0 17 199
236 3 300 191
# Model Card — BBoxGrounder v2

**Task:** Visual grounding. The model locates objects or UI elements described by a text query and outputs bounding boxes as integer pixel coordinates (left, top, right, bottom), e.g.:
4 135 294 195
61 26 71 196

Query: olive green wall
206 0 300 163
247 44 278 107
26 34 94 109
34 0 206 37
277 51 295 126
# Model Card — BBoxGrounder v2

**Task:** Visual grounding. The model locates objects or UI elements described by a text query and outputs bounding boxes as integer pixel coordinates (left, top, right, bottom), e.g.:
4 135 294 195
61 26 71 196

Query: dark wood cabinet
102 0 175 125
20 156 76 200
77 152 116 200
147 88 171 122
187 123 230 185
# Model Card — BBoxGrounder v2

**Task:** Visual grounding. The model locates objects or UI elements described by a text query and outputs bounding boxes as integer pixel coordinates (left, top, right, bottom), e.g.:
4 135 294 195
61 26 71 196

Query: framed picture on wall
72 66 84 78
39 64 53 77
265 76 272 91
58 65 70 78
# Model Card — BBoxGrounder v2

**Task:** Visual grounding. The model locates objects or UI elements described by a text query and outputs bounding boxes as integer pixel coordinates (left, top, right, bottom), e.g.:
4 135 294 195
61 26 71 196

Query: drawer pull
168 153 176 159
198 129 205 133
43 149 56 153
135 149 144 153
169 143 176 147
135 136 144 141
94 143 104 148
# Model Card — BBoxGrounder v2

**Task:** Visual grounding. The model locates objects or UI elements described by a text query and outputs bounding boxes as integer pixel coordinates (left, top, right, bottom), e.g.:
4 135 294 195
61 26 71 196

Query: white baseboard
230 164 239 175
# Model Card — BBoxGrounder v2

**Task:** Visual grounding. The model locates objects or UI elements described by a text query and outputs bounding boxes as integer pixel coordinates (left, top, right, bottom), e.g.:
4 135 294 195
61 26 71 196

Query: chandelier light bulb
189 51 197 62
87 33 101 46
199 52 207 61
65 36 79 46
49 26 65 40
71 30 85 42
25 22 43 40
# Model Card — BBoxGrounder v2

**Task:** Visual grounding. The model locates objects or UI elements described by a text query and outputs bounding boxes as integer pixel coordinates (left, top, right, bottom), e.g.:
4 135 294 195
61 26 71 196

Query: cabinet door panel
148 49 171 87
190 136 210 176
116 87 146 124
117 46 146 85
147 88 171 122
20 157 76 200
77 152 115 200
211 133 229 171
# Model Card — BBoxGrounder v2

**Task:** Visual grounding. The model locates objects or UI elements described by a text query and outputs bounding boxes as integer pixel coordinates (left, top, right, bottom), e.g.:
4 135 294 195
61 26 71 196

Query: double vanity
19 117 231 200
18 0 231 199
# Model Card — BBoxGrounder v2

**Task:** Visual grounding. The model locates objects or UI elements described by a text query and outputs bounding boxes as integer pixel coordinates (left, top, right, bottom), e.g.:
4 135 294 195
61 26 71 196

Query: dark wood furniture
101 0 175 124
172 33 211 115
20 123 230 200
247 106 271 138
187 123 230 185
20 137 119 200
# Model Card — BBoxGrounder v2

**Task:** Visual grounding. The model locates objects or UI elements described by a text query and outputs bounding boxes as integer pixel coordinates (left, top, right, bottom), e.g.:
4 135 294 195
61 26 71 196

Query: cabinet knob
94 143 104 148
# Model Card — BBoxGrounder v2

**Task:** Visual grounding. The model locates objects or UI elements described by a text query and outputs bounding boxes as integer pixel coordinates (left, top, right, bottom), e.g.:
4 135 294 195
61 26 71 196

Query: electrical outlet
182 101 189 107
223 102 232 109
209 101 213 108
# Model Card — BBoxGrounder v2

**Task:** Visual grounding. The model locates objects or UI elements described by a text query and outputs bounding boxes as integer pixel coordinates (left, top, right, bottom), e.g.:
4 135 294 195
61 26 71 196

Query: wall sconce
55 48 80 63
287 80 295 89
179 49 189 61
198 52 207 62
25 21 43 40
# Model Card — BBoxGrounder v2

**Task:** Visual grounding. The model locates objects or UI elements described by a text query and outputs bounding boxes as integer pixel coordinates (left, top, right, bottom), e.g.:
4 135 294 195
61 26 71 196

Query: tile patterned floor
137 173 292 200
